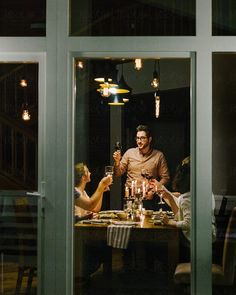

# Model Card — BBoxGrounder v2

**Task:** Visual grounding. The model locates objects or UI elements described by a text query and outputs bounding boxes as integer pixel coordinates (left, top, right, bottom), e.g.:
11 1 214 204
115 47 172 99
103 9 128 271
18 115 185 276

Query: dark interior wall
213 53 236 195
123 87 190 189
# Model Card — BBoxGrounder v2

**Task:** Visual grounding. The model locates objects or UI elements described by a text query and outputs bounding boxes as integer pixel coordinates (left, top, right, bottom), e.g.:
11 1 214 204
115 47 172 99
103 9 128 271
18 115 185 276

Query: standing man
113 124 170 209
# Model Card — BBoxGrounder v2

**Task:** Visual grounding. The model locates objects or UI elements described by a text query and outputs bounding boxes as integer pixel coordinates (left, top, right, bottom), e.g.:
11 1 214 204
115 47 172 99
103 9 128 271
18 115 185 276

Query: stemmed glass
104 166 114 191
105 165 114 176
158 186 165 205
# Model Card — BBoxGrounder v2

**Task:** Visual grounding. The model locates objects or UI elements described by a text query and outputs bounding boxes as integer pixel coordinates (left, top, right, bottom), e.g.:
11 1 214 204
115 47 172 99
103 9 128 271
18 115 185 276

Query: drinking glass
158 187 165 204
105 165 114 176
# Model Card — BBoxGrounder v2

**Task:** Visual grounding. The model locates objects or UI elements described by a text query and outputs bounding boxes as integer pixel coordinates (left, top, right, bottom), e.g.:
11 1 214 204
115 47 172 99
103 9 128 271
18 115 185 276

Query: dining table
74 211 180 282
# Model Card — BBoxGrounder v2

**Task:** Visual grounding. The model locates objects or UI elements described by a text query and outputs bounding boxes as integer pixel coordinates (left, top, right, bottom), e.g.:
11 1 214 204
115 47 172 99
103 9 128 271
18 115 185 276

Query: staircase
0 64 38 190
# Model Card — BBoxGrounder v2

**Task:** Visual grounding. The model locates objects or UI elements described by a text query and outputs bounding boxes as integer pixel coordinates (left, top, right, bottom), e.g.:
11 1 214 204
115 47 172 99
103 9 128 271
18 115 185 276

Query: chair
14 198 37 295
174 206 236 287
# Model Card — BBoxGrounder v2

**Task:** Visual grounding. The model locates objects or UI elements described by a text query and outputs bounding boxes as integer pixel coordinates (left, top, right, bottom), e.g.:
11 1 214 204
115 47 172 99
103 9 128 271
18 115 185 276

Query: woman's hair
172 156 190 193
75 162 86 185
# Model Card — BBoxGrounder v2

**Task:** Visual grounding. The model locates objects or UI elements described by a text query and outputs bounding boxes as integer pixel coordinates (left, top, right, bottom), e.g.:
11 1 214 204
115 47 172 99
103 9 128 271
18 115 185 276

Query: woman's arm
75 175 112 211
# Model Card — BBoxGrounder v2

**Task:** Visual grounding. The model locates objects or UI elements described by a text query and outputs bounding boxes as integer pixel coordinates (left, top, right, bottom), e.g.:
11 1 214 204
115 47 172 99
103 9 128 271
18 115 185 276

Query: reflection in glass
0 0 46 36
0 193 38 293
70 0 196 36
212 53 236 293
212 0 236 35
0 63 38 190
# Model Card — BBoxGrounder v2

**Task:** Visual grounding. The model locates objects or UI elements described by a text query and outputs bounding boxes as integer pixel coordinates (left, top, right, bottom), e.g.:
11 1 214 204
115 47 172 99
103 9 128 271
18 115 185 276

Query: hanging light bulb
97 82 118 97
154 91 160 118
77 60 84 69
22 108 31 121
99 82 110 97
134 59 142 70
151 60 160 89
20 78 28 87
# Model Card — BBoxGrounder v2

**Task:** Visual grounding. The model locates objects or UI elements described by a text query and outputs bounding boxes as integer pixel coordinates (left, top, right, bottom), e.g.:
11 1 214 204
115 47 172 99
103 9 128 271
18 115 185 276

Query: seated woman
74 162 112 281
74 162 112 220
158 156 216 262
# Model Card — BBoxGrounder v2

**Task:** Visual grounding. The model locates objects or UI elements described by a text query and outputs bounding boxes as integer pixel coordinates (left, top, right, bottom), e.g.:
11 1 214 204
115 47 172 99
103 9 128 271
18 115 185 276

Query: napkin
107 224 133 249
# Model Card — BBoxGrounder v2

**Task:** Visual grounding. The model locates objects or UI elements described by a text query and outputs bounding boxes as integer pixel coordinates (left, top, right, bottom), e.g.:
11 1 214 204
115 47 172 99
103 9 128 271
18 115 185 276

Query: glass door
0 56 45 295
73 53 193 294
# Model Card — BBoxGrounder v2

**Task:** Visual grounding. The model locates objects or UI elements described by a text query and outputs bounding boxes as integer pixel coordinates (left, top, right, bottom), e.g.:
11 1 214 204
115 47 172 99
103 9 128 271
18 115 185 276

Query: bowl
116 212 128 219
143 210 153 216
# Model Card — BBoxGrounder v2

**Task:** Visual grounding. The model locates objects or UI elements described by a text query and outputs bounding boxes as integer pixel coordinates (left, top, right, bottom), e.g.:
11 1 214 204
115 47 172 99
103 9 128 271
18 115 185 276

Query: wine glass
158 186 165 205
104 166 113 191
105 165 114 176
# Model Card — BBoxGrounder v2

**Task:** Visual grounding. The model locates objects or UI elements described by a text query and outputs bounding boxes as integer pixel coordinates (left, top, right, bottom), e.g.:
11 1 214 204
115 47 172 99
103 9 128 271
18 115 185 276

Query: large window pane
212 0 236 35
212 53 236 293
70 0 196 36
0 63 38 190
74 57 191 294
0 0 46 36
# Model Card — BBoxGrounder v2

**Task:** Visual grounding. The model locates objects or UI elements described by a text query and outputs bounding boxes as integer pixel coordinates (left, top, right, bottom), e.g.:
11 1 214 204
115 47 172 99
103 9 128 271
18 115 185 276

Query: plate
98 212 118 219
99 210 123 214
81 219 110 224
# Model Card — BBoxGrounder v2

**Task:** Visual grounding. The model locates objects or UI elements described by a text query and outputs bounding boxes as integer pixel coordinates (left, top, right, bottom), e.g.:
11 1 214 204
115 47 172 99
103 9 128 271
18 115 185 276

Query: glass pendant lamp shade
108 94 125 106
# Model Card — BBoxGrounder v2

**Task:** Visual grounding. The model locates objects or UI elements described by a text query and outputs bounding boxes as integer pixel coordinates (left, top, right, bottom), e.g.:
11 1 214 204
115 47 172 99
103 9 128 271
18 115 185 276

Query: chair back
221 206 236 285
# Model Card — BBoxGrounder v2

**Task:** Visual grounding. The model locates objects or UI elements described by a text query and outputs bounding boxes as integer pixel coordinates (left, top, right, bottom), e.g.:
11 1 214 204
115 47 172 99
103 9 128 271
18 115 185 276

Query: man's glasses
135 136 148 141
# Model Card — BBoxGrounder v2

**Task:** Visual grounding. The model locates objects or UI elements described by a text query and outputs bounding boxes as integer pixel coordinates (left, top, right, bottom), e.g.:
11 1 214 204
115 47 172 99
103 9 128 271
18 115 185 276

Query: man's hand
113 150 121 165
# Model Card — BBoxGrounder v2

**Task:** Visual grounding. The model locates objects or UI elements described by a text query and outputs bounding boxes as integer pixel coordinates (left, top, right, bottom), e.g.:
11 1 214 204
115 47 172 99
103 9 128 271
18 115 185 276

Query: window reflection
212 0 236 35
212 53 236 293
70 0 196 36
0 63 38 190
0 0 46 36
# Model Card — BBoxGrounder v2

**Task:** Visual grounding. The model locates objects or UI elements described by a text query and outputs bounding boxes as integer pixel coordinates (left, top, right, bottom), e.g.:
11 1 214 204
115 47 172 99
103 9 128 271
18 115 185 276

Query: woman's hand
100 175 113 191
149 179 163 192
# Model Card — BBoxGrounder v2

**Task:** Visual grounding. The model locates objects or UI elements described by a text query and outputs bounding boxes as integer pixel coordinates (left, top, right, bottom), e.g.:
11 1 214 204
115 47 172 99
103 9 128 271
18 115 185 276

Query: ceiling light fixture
77 60 84 69
151 60 160 89
108 94 125 106
22 105 31 121
154 91 160 118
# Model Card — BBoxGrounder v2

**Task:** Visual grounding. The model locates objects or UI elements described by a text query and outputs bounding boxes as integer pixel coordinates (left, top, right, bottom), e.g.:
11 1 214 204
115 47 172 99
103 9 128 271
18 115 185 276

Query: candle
134 180 137 194
125 186 129 198
131 181 135 197
142 181 146 198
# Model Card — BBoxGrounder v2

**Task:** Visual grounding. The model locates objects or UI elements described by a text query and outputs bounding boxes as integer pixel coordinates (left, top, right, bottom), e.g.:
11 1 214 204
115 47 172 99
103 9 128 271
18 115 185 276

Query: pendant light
20 64 31 121
151 60 160 89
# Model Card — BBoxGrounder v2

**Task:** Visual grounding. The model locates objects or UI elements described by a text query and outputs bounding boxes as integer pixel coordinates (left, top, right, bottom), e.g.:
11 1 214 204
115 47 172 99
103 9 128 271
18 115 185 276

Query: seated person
74 162 112 219
157 156 216 262
74 162 112 280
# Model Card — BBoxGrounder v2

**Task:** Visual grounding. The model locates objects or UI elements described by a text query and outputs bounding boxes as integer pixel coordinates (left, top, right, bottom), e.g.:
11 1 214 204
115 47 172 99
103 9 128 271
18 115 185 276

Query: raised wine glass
104 166 113 191
105 165 114 176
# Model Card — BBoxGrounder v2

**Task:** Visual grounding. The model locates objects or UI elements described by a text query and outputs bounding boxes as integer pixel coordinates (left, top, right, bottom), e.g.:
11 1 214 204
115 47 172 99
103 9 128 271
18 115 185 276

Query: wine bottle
115 141 121 151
